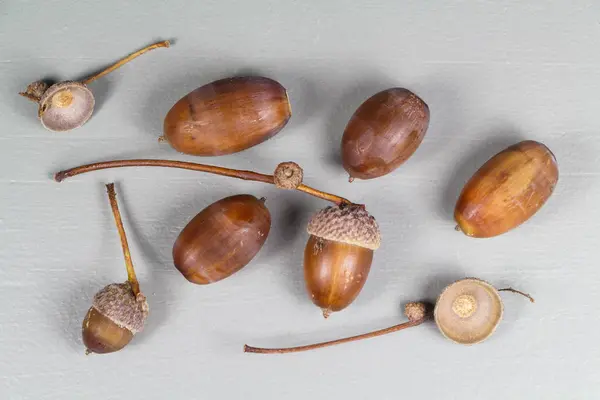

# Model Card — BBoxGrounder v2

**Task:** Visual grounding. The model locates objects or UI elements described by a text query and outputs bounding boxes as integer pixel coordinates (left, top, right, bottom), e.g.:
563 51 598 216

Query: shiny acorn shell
341 88 429 180
454 140 558 238
303 204 381 317
163 76 291 156
172 194 271 284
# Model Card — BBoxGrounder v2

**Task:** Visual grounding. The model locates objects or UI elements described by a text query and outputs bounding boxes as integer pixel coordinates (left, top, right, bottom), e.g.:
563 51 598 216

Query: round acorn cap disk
92 282 149 334
307 204 381 250
434 278 503 345
39 81 95 132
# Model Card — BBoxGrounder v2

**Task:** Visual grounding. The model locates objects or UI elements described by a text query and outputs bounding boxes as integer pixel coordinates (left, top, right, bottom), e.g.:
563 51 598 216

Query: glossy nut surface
455 140 559 238
82 307 133 354
341 88 429 180
304 235 373 316
173 194 271 284
164 76 291 156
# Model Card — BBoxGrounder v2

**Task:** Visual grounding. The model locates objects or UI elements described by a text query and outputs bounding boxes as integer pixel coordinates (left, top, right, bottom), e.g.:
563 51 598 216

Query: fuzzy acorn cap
434 278 503 345
307 204 381 250
91 282 149 334
38 81 95 132
404 302 429 322
274 162 303 189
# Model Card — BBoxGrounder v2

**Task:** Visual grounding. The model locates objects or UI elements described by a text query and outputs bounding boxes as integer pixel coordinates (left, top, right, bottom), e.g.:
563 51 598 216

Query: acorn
163 76 292 156
173 194 271 284
82 282 148 354
82 183 148 354
304 204 381 317
341 88 429 181
455 140 559 238
19 40 169 132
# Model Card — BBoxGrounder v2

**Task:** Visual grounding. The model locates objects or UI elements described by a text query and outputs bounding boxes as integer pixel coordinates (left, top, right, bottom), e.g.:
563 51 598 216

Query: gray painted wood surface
1 1 599 398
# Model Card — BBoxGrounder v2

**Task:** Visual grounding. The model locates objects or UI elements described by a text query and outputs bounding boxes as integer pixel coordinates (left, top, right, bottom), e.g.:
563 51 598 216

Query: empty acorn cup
20 40 170 132
243 278 533 354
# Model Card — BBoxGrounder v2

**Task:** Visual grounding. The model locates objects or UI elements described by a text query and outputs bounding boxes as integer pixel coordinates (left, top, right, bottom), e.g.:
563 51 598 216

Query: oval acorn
173 194 271 284
20 41 170 132
304 204 381 318
82 183 148 355
163 76 292 156
455 140 559 238
341 88 429 181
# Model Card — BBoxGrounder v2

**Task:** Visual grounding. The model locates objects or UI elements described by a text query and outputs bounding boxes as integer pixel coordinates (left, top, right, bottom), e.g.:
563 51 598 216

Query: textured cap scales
307 204 381 250
92 282 149 334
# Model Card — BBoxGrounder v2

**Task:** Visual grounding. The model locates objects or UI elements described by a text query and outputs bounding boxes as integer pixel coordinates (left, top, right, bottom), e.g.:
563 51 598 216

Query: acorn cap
38 81 95 132
434 278 503 345
404 302 428 322
307 204 381 250
274 162 303 189
91 282 149 334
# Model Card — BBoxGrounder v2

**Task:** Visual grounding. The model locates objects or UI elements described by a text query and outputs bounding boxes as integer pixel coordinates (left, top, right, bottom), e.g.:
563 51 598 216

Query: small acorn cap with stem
434 278 503 345
19 40 170 132
38 81 95 132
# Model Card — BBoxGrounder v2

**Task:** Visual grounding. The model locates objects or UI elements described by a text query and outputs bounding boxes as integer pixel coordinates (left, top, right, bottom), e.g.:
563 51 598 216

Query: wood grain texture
1 0 600 399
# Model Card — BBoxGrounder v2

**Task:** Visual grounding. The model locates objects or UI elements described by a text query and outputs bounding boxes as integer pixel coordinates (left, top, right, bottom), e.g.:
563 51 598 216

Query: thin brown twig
498 287 535 303
243 317 428 355
82 40 170 85
55 159 351 206
106 183 140 297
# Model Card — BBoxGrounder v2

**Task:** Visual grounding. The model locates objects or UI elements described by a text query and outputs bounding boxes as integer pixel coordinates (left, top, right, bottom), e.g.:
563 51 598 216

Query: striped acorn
304 204 381 318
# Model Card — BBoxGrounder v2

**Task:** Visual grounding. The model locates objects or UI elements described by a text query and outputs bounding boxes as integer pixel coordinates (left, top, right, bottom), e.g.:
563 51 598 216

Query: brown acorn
341 88 429 181
173 194 271 284
455 140 559 238
163 76 292 156
304 204 381 317
82 282 148 354
82 183 148 354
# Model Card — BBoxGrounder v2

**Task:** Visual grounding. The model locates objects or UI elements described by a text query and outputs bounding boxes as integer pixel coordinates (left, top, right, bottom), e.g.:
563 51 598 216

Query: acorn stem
243 316 429 355
55 159 352 206
106 183 140 297
19 91 41 103
498 287 535 303
81 40 170 85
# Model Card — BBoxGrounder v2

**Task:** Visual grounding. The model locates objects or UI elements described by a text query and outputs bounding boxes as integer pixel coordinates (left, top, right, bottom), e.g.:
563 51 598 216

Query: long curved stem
498 287 535 303
55 159 352 206
82 40 170 85
106 183 140 297
244 317 428 355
